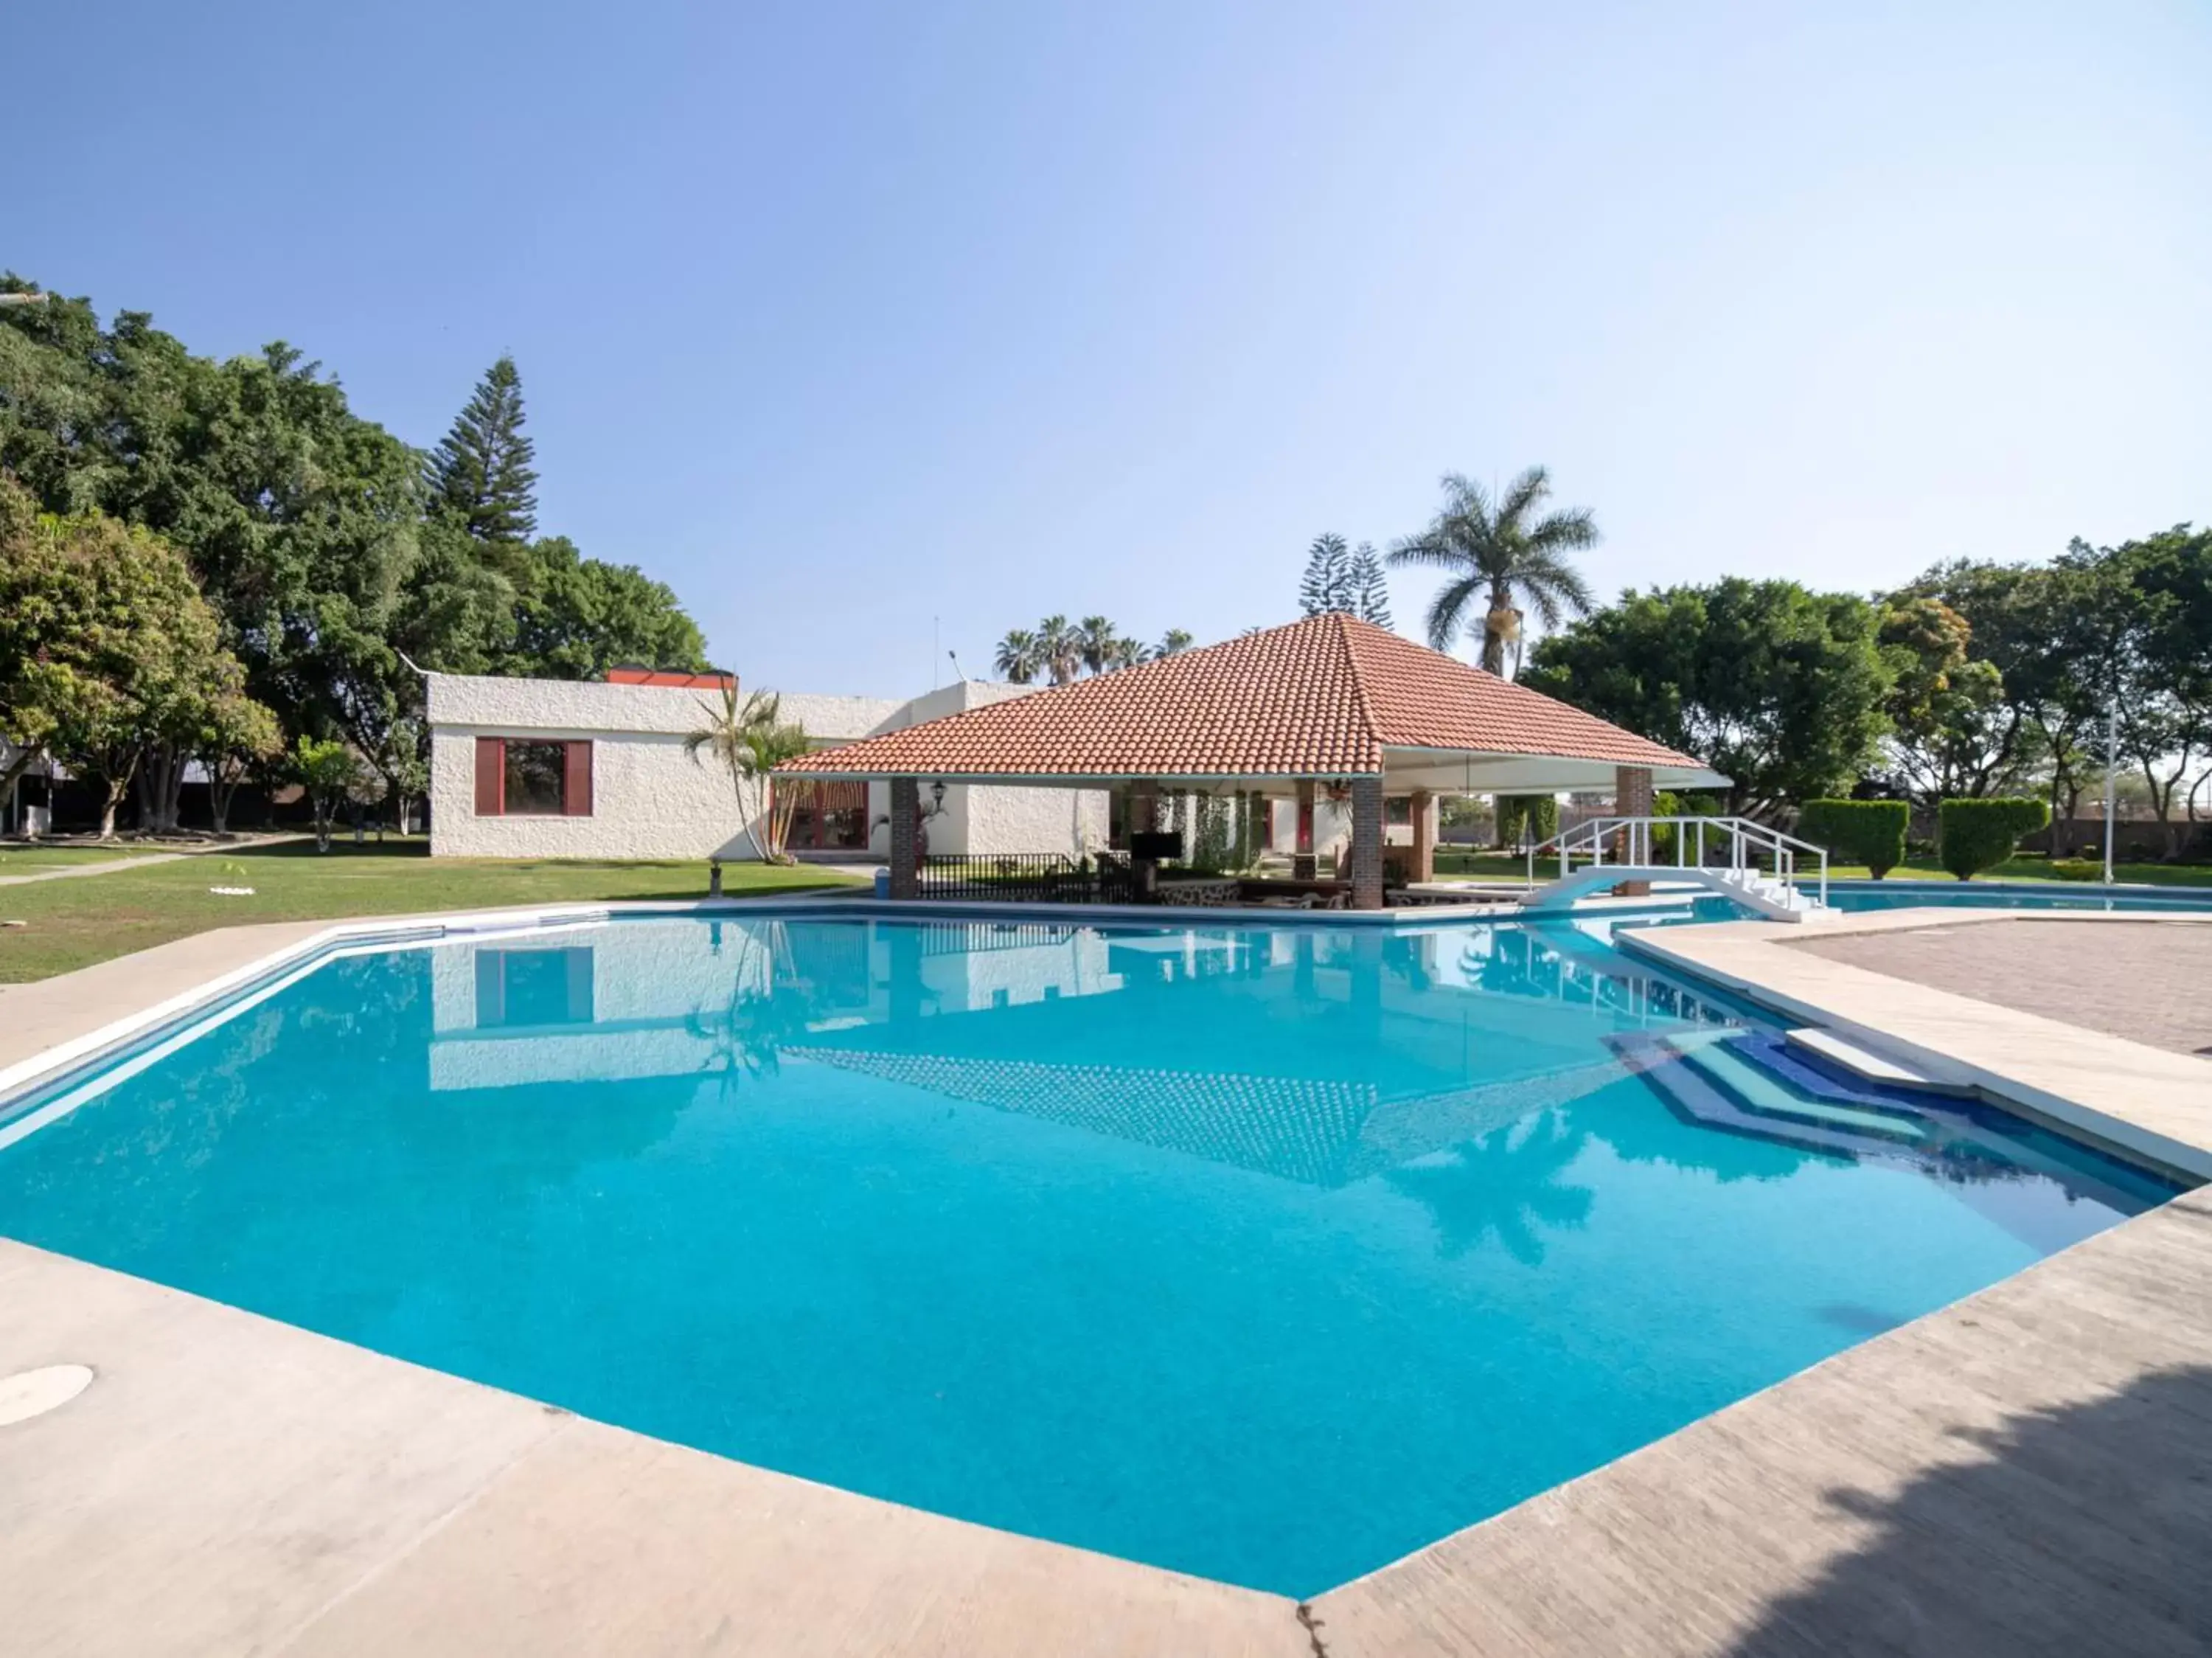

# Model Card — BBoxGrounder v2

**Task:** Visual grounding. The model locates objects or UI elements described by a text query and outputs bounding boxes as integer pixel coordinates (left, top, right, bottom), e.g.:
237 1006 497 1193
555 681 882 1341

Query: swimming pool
1823 878 2212 914
0 913 2184 1595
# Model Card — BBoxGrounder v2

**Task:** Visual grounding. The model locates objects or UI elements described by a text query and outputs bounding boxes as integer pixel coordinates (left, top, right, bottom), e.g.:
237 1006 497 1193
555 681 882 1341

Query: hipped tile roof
778 613 1700 780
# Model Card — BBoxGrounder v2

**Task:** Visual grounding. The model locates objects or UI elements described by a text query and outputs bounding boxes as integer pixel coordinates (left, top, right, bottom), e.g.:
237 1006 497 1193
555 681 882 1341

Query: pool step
1673 1038 1930 1143
1608 1030 1914 1162
1784 1027 1973 1095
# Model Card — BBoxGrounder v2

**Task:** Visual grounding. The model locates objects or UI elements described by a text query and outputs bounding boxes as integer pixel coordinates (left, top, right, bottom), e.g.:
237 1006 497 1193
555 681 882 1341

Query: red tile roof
606 667 737 689
779 614 1701 780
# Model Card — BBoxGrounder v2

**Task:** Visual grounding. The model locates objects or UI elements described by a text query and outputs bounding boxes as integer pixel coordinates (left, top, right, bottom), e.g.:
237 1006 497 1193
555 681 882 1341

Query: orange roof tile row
778 613 1700 780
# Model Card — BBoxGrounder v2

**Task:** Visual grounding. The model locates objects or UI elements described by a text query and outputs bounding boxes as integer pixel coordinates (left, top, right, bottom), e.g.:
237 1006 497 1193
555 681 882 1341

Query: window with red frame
473 738 594 817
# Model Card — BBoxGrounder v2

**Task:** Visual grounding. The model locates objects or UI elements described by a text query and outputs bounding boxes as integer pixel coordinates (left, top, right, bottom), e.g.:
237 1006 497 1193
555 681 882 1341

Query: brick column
888 776 920 899
1615 764 1654 897
1293 779 1318 881
1410 789 1435 884
1349 776 1386 909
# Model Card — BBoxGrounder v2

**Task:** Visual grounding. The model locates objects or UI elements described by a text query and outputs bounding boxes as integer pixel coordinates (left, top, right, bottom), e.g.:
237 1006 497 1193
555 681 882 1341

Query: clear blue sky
13 1 2209 696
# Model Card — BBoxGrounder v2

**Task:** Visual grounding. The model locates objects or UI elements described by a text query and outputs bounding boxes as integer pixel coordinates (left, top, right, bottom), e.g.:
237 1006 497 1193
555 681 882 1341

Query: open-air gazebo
776 614 1724 909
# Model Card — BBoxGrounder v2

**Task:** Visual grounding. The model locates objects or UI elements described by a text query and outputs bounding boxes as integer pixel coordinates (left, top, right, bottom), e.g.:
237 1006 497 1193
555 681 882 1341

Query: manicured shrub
2049 858 2101 882
1495 794 1560 850
1650 790 1724 861
1937 797 2050 881
1796 799 1909 879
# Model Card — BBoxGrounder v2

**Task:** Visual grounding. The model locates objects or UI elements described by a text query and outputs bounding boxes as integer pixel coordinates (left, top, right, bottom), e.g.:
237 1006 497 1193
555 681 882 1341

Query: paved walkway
0 833 309 888
1795 918 2212 1058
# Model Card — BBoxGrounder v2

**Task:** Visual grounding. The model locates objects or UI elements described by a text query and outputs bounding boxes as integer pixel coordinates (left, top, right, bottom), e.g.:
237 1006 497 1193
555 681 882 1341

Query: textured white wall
429 727 762 860
956 783 1110 857
431 671 1102 861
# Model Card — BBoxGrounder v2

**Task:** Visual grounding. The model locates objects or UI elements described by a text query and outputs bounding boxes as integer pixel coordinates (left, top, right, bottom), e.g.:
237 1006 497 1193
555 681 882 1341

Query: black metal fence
917 853 1093 903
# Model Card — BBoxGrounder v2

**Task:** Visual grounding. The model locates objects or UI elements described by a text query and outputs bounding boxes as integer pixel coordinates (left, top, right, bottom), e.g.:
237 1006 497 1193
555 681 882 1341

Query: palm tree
686 685 811 863
1150 628 1194 659
1074 615 1123 675
1034 614 1082 685
994 629 1041 684
1388 468 1598 676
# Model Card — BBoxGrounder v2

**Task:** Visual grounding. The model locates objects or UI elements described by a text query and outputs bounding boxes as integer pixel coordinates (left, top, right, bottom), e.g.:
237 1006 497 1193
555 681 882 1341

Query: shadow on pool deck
1718 1362 2212 1657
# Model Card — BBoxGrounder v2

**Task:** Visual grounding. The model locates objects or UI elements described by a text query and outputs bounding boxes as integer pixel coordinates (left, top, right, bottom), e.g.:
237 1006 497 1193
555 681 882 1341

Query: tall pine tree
1299 533 1350 615
1346 541 1393 628
425 355 538 551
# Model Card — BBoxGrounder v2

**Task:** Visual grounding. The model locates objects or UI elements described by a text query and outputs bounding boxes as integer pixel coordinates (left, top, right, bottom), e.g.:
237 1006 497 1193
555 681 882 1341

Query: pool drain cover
0 1364 94 1426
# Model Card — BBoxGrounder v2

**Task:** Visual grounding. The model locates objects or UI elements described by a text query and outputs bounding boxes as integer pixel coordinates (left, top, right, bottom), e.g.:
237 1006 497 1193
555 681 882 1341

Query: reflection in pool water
0 915 2185 1595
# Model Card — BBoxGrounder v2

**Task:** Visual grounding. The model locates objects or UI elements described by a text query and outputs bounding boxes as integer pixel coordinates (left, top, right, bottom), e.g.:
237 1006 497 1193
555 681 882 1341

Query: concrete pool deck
3 901 2209 1655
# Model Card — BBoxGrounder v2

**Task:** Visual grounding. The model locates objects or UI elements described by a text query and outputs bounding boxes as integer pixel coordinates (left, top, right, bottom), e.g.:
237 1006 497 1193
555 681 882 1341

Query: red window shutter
474 738 505 816
563 740 594 816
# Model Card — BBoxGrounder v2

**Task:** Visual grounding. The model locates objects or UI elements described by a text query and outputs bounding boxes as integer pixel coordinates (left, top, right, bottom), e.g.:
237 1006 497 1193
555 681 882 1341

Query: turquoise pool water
1824 879 2212 914
0 914 2183 1594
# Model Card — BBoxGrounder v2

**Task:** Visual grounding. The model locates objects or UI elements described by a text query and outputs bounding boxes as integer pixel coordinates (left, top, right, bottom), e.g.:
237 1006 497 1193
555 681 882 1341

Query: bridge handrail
1522 815 1829 910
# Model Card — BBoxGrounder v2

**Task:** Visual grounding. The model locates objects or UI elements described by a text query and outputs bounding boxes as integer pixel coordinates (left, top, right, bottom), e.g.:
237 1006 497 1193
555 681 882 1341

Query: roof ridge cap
1334 612 1386 763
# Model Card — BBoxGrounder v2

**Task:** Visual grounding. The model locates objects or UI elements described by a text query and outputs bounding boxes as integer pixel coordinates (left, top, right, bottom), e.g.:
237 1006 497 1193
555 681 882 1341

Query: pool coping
5 900 2211 1655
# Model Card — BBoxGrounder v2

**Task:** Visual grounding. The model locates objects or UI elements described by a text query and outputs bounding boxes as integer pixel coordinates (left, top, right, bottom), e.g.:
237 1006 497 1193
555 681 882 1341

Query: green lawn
0 840 860 983
0 844 150 873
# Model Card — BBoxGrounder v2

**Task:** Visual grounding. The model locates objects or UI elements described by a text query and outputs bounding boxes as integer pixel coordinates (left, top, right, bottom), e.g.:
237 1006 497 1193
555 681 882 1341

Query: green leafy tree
1875 595 2016 807
424 355 538 559
2111 525 2212 853
1 294 422 770
686 686 811 862
505 536 709 679
1495 794 1559 850
1888 557 2110 833
0 487 246 836
1524 580 1897 817
1389 468 1597 676
196 684 285 834
0 280 116 513
290 735 372 853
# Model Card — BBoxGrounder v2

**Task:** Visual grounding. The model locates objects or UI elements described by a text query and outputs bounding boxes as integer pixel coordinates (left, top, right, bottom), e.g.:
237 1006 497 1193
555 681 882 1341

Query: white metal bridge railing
1523 816 1832 911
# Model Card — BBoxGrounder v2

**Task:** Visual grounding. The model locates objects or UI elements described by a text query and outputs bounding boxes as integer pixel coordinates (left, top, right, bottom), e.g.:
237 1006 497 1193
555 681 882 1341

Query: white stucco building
425 670 1108 862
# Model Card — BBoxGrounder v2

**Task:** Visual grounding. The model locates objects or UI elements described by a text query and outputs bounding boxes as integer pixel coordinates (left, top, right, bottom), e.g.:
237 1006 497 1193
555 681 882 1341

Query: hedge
1937 797 2051 881
1495 794 1560 850
1796 799 1908 879
1648 791 1724 861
